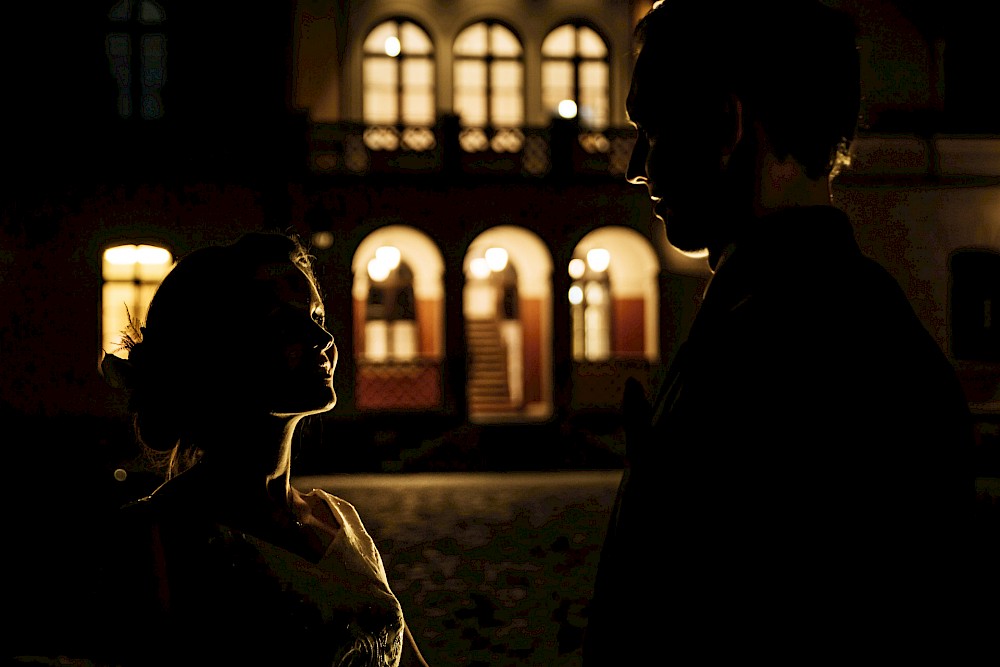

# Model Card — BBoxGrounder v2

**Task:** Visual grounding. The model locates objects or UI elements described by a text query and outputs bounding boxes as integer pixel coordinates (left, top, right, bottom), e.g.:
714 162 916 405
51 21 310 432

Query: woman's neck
185 412 303 509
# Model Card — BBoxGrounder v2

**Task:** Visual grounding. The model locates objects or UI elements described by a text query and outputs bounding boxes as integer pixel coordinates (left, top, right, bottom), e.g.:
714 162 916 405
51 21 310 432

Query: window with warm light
102 243 174 357
570 248 612 361
106 0 167 120
453 20 525 152
541 23 609 130
364 247 419 361
362 18 436 151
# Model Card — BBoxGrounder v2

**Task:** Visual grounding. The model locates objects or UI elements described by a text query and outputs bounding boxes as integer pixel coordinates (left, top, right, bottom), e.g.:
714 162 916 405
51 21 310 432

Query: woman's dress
104 488 406 667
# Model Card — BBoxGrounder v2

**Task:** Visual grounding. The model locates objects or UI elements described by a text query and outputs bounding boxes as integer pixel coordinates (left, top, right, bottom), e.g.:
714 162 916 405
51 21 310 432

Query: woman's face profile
238 260 338 418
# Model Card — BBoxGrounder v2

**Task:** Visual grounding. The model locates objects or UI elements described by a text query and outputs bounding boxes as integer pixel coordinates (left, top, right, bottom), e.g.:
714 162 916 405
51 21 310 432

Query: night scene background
3 1 998 665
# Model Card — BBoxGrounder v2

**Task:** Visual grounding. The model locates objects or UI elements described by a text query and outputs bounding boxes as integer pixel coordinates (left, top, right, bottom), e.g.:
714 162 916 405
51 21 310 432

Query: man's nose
626 134 648 186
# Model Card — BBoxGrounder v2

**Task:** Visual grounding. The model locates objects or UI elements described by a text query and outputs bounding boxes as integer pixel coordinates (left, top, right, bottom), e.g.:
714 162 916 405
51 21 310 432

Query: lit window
106 0 167 120
365 250 419 361
102 243 174 357
570 249 612 361
362 19 436 150
454 21 525 152
541 23 609 130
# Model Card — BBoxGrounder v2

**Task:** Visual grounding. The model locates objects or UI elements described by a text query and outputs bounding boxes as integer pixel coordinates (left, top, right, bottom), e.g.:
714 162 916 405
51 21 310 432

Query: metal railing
307 118 635 179
355 358 444 411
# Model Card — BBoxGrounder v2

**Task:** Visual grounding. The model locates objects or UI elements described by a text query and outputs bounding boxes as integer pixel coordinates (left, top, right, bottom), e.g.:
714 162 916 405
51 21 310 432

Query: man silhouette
583 1 977 662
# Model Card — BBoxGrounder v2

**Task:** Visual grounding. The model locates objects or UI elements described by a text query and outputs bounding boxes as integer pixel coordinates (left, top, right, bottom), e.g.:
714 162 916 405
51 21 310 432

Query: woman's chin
672 246 710 259
308 391 337 415
270 390 337 417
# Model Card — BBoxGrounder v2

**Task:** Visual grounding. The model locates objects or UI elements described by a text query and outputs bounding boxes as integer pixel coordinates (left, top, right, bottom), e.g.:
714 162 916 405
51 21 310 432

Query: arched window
352 229 445 412
541 23 609 130
364 247 418 361
362 18 436 151
453 20 525 152
105 0 167 120
102 243 174 357
569 248 612 361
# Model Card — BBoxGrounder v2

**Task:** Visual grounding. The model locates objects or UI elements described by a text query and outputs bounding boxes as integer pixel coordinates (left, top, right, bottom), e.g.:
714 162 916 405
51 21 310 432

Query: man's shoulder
702 247 956 388
737 240 923 333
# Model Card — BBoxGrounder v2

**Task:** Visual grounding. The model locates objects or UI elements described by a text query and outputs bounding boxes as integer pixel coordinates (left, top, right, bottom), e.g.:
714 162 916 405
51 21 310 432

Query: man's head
626 0 860 261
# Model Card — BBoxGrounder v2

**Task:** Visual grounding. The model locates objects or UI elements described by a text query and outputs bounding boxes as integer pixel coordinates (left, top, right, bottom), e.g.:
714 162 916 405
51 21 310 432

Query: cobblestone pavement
293 471 622 667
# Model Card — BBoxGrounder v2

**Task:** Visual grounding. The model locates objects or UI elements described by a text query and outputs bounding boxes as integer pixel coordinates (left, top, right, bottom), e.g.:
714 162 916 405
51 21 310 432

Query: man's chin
663 219 711 259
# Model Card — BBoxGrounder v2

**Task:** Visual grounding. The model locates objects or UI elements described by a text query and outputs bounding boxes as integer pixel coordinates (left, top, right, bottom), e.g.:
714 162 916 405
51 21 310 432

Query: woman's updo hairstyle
108 232 315 475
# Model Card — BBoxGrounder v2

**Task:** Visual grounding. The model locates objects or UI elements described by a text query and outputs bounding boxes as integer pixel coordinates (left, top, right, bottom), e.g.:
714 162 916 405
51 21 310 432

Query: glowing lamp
469 258 491 279
312 231 334 250
375 246 401 271
367 257 390 282
558 99 578 119
484 247 508 272
586 248 610 272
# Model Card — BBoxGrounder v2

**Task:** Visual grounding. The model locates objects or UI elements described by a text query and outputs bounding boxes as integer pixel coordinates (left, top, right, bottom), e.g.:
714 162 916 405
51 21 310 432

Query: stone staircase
466 318 513 414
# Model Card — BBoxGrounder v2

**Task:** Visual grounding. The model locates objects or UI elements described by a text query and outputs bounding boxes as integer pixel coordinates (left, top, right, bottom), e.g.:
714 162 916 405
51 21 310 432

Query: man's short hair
635 0 861 179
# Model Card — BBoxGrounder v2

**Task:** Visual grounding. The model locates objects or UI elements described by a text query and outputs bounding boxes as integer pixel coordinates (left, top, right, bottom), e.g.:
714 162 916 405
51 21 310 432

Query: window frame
361 16 437 150
100 242 174 357
541 21 611 130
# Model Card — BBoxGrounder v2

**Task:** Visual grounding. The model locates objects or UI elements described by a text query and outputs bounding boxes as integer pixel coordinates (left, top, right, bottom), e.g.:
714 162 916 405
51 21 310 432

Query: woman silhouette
98 232 429 667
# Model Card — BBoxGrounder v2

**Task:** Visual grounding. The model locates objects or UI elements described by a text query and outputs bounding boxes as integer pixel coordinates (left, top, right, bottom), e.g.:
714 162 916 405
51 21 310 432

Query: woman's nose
312 322 334 352
319 330 334 353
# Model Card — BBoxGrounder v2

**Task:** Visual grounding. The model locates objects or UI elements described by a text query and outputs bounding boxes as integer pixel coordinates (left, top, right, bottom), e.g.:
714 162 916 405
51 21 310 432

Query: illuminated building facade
3 0 998 476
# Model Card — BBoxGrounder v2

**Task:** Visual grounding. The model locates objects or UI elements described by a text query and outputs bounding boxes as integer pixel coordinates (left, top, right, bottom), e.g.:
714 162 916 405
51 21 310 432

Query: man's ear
721 93 743 156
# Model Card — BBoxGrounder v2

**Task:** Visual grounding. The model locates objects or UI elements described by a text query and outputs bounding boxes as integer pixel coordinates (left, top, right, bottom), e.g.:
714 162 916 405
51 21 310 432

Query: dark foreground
11 467 996 666
293 471 622 667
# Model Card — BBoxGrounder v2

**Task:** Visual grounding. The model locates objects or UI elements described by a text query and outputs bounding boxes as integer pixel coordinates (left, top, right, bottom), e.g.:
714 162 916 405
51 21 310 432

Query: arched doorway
464 226 553 421
569 226 661 410
352 225 445 411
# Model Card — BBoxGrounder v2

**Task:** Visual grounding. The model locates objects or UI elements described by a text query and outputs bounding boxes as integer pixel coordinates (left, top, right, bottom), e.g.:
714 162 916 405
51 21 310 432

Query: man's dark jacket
583 206 977 662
